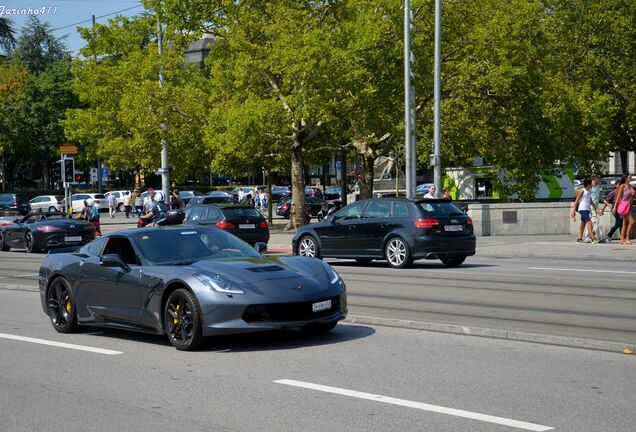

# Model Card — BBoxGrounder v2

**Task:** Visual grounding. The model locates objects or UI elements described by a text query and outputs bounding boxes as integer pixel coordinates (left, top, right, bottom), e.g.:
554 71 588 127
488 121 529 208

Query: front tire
385 237 412 269
440 257 466 267
48 277 79 333
297 235 320 259
301 321 337 334
164 289 203 351
117 203 125 212
48 206 58 213
24 231 40 253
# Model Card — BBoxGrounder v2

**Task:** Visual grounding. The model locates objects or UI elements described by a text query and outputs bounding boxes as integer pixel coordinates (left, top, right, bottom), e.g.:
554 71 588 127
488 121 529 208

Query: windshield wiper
172 259 199 266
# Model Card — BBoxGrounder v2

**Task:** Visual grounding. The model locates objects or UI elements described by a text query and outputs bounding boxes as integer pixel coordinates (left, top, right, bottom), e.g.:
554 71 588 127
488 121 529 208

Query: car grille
242 295 340 323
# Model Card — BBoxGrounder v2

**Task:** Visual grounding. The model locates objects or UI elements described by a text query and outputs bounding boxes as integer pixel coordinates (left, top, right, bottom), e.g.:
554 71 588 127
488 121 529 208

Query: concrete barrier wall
467 202 633 237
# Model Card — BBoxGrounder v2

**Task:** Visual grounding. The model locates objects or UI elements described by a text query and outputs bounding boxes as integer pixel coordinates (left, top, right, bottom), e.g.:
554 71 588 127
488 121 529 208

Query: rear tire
117 203 125 212
48 277 79 333
301 321 337 334
48 206 57 212
0 232 9 251
440 257 466 267
25 231 40 253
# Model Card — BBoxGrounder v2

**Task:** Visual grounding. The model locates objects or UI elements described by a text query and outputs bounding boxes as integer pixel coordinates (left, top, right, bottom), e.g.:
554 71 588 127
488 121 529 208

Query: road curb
476 252 636 262
346 314 636 355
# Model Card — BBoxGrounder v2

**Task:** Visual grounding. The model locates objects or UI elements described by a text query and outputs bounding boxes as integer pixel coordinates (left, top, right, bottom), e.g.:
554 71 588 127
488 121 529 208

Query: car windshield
418 202 464 216
133 228 260 265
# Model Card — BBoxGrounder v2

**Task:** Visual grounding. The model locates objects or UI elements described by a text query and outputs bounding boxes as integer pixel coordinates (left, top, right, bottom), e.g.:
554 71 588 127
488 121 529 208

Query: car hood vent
246 265 285 273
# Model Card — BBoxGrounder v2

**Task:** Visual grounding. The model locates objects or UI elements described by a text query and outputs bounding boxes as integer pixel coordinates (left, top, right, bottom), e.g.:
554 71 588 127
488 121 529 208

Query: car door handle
348 225 356 230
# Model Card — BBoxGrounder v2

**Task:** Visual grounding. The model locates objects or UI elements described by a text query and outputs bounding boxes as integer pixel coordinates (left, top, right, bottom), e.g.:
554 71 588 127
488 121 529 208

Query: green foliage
14 16 70 73
63 15 210 181
0 17 17 56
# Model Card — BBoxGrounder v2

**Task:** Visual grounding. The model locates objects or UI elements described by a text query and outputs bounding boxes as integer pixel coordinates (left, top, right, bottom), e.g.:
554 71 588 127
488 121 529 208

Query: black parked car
292 198 476 268
276 197 328 220
0 212 96 253
0 192 31 215
190 191 238 206
184 204 269 246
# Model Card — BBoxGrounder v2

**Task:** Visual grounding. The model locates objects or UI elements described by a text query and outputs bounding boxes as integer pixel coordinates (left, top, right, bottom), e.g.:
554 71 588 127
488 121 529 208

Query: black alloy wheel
24 231 40 253
301 321 338 334
355 258 373 265
48 277 79 333
385 237 413 269
440 257 466 267
297 235 320 259
0 232 9 251
164 289 203 351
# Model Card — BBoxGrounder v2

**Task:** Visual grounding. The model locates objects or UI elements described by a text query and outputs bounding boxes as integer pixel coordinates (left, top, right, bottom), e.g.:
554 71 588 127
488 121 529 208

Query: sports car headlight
193 273 245 295
322 262 342 285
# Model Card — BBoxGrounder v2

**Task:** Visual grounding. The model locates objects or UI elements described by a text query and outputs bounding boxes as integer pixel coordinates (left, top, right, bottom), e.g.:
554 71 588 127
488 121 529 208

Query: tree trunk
359 154 375 199
286 138 306 230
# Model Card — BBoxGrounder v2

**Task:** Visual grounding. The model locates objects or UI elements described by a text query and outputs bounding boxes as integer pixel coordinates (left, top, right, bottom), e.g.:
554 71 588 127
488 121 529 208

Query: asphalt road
1 288 635 432
1 249 634 346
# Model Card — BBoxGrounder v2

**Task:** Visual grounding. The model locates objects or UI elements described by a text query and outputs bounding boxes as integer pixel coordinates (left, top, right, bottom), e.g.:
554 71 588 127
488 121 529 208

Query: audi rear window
221 208 262 218
418 202 464 216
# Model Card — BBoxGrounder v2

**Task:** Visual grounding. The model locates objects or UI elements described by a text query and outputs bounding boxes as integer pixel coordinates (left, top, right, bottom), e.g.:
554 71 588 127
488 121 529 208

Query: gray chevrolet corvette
39 226 347 350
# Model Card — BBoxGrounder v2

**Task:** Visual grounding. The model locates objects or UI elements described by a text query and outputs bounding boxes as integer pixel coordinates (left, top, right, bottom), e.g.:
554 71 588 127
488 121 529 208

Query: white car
68 193 108 213
104 190 132 212
140 190 166 203
29 195 64 213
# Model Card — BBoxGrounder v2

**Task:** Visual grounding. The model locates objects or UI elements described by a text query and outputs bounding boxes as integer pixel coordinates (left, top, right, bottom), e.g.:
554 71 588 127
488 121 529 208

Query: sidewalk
99 216 636 262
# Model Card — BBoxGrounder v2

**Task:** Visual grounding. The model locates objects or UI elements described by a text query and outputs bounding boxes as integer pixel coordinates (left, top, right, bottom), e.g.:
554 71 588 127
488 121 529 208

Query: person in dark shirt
170 189 184 210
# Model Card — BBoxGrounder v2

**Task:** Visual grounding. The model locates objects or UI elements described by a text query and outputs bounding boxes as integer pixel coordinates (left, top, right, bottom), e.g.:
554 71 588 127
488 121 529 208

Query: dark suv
292 198 476 268
183 204 269 246
0 193 31 215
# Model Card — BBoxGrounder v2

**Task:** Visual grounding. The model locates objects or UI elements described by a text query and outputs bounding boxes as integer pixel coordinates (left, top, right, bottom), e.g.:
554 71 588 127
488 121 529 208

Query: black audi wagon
292 198 476 268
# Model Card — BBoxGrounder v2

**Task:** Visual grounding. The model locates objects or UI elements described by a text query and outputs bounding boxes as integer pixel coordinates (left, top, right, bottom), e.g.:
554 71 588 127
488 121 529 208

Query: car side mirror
325 214 335 223
100 254 130 272
254 242 268 254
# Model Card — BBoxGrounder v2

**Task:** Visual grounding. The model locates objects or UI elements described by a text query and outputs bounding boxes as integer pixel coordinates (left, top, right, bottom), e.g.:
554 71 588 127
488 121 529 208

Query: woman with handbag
613 173 635 245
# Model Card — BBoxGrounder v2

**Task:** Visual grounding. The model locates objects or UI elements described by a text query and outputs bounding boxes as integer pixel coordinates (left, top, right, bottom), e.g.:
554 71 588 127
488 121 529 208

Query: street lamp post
157 18 170 202
433 0 443 196
404 0 416 199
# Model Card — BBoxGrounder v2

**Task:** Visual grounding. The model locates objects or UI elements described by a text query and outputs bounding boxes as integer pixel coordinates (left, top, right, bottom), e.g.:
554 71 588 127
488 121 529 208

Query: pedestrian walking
259 190 267 211
134 192 143 217
613 173 635 245
170 189 184 210
138 191 158 228
123 191 132 218
588 174 605 242
107 193 117 218
442 188 451 200
86 198 101 236
571 178 598 243
424 185 437 199
76 200 89 221
601 177 625 241
244 193 254 206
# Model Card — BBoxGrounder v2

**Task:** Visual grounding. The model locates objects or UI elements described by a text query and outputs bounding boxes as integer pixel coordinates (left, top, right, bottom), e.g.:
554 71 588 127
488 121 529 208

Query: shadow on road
81 323 375 352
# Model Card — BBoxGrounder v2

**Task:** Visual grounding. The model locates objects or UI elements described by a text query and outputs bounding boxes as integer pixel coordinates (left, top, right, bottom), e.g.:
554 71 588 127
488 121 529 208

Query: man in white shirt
107 193 117 218
423 185 437 199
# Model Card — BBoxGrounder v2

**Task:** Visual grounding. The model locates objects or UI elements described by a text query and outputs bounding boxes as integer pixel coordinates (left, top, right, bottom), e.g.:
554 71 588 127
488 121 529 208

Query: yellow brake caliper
65 299 72 313
173 304 180 325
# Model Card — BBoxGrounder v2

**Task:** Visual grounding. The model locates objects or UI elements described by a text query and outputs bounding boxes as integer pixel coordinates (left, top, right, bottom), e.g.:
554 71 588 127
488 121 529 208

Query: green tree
0 17 17 57
15 16 70 73
160 0 350 228
63 15 210 183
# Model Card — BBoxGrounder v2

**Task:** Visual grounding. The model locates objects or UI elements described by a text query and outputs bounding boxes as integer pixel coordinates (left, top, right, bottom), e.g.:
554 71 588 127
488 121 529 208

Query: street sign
90 167 98 182
59 143 79 155
156 167 170 174
336 161 342 170
101 167 109 181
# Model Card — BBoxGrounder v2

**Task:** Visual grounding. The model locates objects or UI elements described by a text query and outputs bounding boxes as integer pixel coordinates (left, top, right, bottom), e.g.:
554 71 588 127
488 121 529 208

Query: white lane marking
0 273 38 279
275 379 553 431
529 267 636 275
0 333 123 355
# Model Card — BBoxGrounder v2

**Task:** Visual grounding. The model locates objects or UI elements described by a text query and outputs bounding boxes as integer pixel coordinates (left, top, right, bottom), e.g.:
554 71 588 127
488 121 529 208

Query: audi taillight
258 221 268 229
37 225 61 232
466 216 473 225
216 221 237 229
414 218 439 229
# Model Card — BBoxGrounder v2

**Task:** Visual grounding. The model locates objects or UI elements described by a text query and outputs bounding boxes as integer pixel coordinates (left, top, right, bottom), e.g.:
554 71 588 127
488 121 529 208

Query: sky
1 0 145 54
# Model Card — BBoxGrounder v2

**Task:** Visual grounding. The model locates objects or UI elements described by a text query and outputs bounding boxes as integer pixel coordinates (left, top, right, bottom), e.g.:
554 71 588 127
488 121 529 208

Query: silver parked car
29 195 64 213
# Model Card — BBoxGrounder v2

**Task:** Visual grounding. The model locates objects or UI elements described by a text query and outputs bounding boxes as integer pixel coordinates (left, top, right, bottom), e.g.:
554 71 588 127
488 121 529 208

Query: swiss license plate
239 224 255 229
64 236 83 242
444 225 463 232
312 300 332 313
